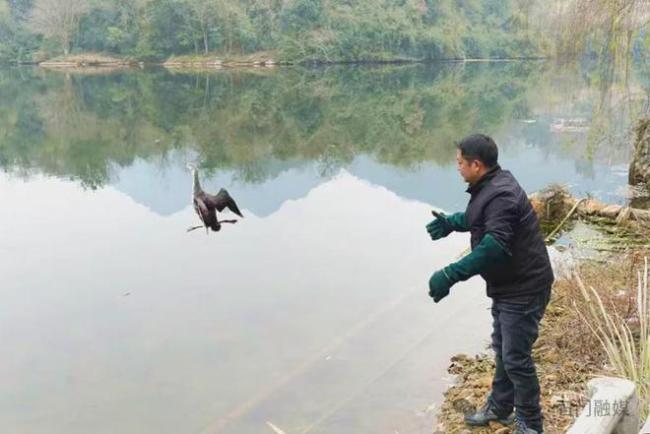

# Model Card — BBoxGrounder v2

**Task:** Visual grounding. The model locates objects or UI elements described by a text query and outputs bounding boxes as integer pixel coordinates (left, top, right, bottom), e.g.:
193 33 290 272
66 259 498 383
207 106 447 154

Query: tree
187 0 217 54
28 0 89 55
77 0 144 54
556 0 649 61
8 0 34 21
214 0 254 53
140 0 196 57
280 0 322 33
1 0 40 63
0 2 12 52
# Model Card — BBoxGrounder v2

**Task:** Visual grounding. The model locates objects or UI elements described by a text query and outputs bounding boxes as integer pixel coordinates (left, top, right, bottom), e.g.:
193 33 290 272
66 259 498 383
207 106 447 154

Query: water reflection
1 61 647 199
1 171 490 434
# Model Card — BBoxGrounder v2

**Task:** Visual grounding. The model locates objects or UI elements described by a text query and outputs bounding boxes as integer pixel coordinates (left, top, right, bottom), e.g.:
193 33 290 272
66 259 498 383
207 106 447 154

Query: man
426 134 554 434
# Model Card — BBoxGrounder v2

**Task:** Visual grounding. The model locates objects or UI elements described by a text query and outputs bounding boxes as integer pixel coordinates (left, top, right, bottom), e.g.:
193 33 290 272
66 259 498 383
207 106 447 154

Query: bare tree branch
28 0 89 55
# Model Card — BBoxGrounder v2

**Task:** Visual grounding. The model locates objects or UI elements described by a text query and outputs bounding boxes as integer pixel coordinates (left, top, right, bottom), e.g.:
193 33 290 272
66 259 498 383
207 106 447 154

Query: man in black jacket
426 134 554 434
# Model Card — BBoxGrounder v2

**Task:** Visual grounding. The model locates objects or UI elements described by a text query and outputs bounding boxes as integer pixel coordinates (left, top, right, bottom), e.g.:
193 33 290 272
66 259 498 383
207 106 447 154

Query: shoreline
8 53 550 70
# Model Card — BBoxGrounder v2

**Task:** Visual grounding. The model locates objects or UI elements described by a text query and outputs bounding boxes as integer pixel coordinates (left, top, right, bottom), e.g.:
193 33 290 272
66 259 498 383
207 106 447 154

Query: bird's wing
208 189 244 217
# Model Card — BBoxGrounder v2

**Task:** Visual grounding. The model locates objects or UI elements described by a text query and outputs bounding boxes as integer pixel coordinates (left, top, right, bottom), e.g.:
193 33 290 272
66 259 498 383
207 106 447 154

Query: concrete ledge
566 377 639 434
640 417 650 433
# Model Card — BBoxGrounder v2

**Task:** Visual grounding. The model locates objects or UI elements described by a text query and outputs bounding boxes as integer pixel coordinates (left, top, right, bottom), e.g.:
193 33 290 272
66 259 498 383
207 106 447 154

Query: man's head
455 133 499 184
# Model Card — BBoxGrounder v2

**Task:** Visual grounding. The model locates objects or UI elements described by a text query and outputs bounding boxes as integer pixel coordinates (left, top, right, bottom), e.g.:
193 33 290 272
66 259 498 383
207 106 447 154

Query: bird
187 164 244 233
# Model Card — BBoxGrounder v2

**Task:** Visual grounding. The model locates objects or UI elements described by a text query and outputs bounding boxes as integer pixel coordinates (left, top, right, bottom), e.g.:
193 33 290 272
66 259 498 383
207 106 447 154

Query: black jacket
465 165 554 300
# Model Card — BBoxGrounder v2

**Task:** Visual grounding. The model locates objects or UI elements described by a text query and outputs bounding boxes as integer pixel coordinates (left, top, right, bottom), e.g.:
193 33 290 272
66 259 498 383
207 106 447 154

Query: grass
574 256 650 422
435 250 649 433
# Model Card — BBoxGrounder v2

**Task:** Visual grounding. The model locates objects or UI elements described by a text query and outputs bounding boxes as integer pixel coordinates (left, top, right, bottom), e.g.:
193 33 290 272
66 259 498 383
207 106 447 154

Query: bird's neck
192 169 201 195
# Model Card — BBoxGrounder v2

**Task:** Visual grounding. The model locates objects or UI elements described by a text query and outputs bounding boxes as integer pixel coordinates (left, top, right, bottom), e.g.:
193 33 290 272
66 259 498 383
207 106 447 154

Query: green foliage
140 0 196 58
274 0 547 62
2 0 647 65
0 0 40 63
78 0 142 54
280 0 322 33
0 0 553 63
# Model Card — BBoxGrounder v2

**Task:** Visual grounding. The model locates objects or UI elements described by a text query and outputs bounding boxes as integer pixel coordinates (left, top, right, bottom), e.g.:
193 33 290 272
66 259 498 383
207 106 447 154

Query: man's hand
426 211 453 240
429 269 453 303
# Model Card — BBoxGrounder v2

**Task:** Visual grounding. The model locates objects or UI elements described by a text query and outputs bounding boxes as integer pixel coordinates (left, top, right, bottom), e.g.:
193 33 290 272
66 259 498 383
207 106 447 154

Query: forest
1 0 649 64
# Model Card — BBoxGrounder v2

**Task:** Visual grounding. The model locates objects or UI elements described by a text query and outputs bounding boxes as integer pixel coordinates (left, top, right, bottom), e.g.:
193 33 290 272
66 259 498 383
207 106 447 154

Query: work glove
429 270 453 303
425 211 468 240
428 233 510 303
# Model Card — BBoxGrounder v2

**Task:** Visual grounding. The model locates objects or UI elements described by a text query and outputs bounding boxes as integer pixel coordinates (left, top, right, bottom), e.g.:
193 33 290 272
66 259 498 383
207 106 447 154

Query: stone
599 204 623 218
579 198 606 215
631 208 650 221
451 353 472 362
630 118 650 185
452 397 475 414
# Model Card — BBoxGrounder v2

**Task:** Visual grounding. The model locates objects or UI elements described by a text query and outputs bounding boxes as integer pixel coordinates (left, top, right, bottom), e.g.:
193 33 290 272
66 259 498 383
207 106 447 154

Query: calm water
1 61 647 434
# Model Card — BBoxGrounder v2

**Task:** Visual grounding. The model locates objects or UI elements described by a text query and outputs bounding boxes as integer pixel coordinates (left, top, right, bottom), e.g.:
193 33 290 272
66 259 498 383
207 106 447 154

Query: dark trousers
487 288 551 431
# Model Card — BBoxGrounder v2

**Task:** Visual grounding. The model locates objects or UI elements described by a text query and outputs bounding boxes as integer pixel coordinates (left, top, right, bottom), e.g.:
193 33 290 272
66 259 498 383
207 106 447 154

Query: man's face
456 149 483 184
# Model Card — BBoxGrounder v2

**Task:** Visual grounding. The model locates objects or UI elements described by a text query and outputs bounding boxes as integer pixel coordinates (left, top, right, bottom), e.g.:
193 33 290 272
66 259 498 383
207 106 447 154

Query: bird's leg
186 225 204 232
217 219 238 224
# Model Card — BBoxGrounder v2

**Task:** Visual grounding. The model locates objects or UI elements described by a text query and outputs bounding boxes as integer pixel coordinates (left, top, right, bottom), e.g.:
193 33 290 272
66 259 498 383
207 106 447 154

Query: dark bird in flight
187 165 244 233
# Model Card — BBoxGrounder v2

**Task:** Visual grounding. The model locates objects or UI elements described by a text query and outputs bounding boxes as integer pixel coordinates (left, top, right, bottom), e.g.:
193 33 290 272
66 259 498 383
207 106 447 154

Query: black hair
456 133 499 168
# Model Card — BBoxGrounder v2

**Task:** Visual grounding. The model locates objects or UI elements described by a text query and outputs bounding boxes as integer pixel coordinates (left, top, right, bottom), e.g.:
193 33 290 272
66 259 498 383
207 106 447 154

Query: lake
0 60 646 434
